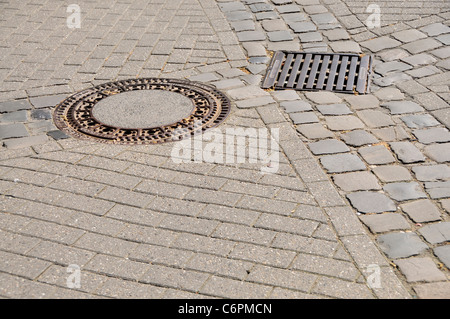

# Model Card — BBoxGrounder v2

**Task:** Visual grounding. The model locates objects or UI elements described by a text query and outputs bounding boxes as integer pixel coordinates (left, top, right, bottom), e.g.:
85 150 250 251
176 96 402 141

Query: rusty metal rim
53 78 231 145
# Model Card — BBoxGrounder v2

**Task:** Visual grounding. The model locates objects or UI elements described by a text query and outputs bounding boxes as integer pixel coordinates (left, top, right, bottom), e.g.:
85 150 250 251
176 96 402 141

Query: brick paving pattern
0 0 449 299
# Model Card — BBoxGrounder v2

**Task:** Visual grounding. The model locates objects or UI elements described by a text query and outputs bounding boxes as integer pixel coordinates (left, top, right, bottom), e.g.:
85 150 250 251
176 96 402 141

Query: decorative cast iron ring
53 78 231 145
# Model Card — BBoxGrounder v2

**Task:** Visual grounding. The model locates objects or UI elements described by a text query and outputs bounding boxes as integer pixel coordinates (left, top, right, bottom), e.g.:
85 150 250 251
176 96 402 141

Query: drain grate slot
262 51 373 94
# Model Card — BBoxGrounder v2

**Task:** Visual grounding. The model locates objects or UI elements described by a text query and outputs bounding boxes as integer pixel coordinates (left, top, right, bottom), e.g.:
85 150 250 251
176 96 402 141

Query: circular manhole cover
53 78 231 145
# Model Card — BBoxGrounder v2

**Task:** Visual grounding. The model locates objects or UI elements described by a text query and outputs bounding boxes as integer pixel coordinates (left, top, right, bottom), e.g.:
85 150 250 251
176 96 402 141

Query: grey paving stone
0 100 32 113
356 110 395 128
377 232 428 259
343 94 380 110
47 130 70 140
373 72 412 87
424 143 450 163
288 21 317 33
373 165 413 182
308 139 349 155
0 110 28 123
383 182 427 201
358 145 396 165
325 115 365 131
256 11 279 20
419 23 450 36
218 2 246 12
296 123 334 139
29 94 67 108
30 109 52 120
225 11 253 21
412 164 450 181
434 246 450 269
395 257 446 282
390 141 426 163
0 123 29 140
419 222 450 244
360 213 410 233
373 88 404 101
375 61 412 76
329 40 361 53
382 101 424 114
305 91 341 104
242 42 267 57
249 3 274 12
333 171 381 192
280 100 312 113
310 12 337 24
391 29 427 43
3 135 48 149
401 53 437 66
425 181 450 199
436 34 450 46
323 29 350 41
268 30 294 42
320 153 366 173
281 12 307 22
289 112 319 124
275 3 300 13
299 32 323 42
346 191 397 214
400 199 442 223
402 38 442 54
401 114 441 129
262 19 288 32
414 282 450 299
377 48 410 62
231 20 256 32
340 130 378 147
316 104 352 115
360 36 402 52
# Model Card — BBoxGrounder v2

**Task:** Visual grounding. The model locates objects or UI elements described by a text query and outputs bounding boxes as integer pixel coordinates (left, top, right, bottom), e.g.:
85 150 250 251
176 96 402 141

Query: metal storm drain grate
53 78 230 145
262 51 373 94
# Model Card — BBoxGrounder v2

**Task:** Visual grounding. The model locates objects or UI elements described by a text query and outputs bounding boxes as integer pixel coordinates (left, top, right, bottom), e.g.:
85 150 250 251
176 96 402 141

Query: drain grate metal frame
262 51 373 94
53 78 231 145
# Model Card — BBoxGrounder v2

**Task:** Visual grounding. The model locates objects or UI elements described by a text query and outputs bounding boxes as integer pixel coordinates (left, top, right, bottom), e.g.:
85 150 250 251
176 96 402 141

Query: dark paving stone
280 100 312 113
390 142 425 163
308 139 349 155
401 114 441 129
377 232 428 259
346 191 397 214
333 171 381 192
382 101 424 114
424 181 450 199
424 143 450 163
320 153 366 173
360 213 410 233
383 182 427 201
29 94 68 108
340 130 378 147
30 109 52 120
0 99 32 113
418 222 450 244
395 257 446 283
400 199 442 223
434 246 450 269
413 128 450 144
316 104 352 116
0 110 28 123
47 130 70 140
358 145 396 165
412 164 450 181
0 123 29 140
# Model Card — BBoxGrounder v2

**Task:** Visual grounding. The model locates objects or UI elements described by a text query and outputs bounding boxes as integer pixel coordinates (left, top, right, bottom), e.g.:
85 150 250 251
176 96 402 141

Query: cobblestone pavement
0 0 449 299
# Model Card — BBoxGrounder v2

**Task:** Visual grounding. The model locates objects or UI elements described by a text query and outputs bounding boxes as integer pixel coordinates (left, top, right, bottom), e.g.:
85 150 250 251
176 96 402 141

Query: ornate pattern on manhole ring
53 78 231 145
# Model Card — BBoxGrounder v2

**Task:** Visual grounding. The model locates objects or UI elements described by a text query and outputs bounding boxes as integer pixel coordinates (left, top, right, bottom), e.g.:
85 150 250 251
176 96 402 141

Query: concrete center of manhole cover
92 90 195 129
